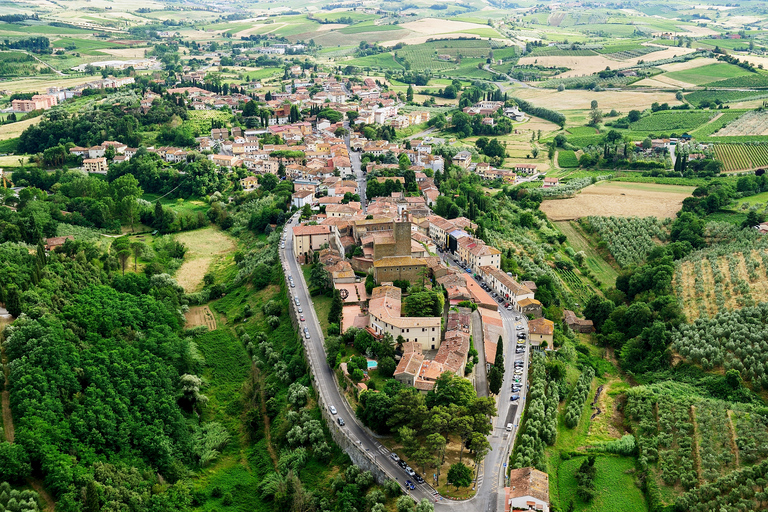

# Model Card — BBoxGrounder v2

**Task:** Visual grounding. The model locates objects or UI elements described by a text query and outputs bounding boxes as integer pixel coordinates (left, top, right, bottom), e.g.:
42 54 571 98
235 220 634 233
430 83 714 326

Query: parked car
305 332 310 339
405 480 415 490
507 305 513 310
510 395 520 401
298 307 303 313
414 474 425 484
405 467 416 477
398 460 407 469
329 406 337 415
506 423 513 432
300 315 305 321
390 453 400 462
290 282 295 288
337 417 345 426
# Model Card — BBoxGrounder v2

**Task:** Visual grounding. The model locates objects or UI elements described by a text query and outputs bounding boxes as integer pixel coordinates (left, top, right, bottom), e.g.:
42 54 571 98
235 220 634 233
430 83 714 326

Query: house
518 298 543 319
543 177 559 188
210 154 241 169
563 310 593 333
394 342 425 387
240 176 260 191
478 266 534 311
292 190 314 209
528 317 554 347
368 286 441 351
514 163 538 175
83 157 108 173
504 467 550 512
292 224 335 262
44 235 75 251
452 151 472 169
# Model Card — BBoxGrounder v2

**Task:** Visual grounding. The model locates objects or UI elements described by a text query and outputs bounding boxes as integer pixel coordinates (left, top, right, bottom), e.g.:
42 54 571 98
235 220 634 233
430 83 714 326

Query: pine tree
85 480 100 512
489 366 503 395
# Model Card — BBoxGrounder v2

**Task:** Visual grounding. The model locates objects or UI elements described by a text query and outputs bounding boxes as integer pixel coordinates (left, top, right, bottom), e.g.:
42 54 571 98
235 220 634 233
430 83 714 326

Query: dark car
337 417 345 426
510 395 520 401
405 480 415 490
398 460 407 469
414 474 425 484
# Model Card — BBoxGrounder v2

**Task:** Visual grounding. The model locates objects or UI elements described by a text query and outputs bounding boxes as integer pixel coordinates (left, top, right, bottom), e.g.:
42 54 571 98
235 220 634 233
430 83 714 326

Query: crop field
685 90 768 106
541 182 693 220
346 53 403 69
630 111 716 133
712 143 768 172
391 39 501 72
185 110 236 135
712 111 768 137
704 71 768 88
689 112 746 139
558 150 578 168
674 246 768 321
662 62 752 86
583 216 666 268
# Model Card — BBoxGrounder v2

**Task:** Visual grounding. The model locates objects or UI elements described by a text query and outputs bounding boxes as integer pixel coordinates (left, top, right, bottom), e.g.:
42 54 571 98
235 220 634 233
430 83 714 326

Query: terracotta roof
518 298 542 308
293 225 332 236
394 351 424 376
480 266 533 297
507 467 549 504
529 317 554 336
372 256 427 268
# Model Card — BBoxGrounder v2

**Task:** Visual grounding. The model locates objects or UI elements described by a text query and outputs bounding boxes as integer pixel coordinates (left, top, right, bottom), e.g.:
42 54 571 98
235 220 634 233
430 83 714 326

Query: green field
630 111 716 133
555 456 647 512
346 53 403 69
338 24 402 34
685 90 768 105
555 221 618 288
663 63 752 85
558 150 579 168
704 71 768 88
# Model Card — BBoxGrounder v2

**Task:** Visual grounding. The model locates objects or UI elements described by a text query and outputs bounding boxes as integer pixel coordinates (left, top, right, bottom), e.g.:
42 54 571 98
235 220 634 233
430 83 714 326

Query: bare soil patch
400 18 488 35
658 57 719 73
513 88 681 110
540 181 694 220
174 227 236 292
97 47 149 59
185 305 217 330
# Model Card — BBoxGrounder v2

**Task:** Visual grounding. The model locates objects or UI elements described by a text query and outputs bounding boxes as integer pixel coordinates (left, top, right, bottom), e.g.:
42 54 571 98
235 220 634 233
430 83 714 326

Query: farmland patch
712 143 768 172
711 110 768 137
174 226 236 292
540 182 694 220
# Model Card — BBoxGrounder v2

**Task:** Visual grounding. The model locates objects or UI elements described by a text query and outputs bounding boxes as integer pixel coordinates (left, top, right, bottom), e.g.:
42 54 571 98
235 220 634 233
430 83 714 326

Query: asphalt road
282 197 531 511
282 215 439 504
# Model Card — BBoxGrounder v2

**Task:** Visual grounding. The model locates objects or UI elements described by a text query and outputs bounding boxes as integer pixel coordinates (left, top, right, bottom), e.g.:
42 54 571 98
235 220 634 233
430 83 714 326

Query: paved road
344 123 367 212
282 216 439 504
470 310 488 398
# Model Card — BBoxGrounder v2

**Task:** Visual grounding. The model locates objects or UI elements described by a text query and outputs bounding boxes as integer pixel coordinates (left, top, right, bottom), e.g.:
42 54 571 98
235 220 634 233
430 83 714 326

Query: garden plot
712 110 768 137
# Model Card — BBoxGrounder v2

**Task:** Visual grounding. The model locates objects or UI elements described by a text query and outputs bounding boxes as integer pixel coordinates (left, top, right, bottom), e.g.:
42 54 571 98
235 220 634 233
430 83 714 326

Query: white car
506 423 513 432
329 406 337 415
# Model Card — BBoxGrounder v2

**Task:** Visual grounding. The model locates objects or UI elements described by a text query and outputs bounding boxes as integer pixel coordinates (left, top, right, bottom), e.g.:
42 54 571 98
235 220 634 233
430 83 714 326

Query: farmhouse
514 163 538 175
563 310 593 333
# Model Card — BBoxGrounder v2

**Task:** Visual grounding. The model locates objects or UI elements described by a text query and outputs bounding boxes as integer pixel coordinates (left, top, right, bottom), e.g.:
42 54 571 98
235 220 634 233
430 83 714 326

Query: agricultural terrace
672 303 768 390
711 111 768 137
554 221 619 287
673 236 768 321
712 144 768 172
540 182 694 221
625 384 768 506
581 216 667 268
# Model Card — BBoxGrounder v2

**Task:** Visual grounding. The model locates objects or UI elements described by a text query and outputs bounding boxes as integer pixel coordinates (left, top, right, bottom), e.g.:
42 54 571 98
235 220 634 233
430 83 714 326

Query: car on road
305 332 310 339
390 453 400 462
290 281 295 287
516 325 524 330
397 460 407 469
405 467 416 477
337 417 345 426
405 480 415 490
506 423 513 432
298 307 303 313
329 406 337 415
300 315 305 322
506 305 513 310
510 395 520 401
414 474 425 484
515 316 521 321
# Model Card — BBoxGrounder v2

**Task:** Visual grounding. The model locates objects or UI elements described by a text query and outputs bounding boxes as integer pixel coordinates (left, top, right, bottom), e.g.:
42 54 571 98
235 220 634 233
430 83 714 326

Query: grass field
558 150 579 168
541 182 694 220
0 115 41 141
630 111 716 134
173 226 235 292
346 53 403 69
662 62 752 86
554 456 647 512
555 221 619 287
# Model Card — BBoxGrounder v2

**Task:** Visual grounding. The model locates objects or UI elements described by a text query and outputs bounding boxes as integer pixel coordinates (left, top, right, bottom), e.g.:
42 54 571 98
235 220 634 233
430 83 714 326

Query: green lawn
141 193 210 214
555 456 647 512
663 63 752 85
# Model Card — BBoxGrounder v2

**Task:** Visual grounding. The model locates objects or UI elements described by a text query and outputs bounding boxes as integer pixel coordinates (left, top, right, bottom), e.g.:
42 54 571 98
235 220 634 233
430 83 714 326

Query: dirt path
726 410 740 468
29 479 55 512
254 367 278 469
690 405 703 485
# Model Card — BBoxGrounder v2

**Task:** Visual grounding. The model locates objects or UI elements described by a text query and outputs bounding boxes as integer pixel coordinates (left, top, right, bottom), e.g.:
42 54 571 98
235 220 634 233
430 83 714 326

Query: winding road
280 159 531 510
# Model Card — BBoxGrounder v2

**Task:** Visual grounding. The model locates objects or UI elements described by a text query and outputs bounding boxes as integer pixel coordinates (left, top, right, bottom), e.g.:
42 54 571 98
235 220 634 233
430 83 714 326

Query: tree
642 137 653 150
726 369 742 389
407 84 414 102
85 479 100 512
130 241 144 272
627 110 642 123
309 263 331 291
488 366 503 395
469 433 490 481
588 108 603 126
396 495 415 512
428 373 475 408
328 288 343 325
378 356 396 378
414 499 434 512
590 100 598 110
447 462 473 490
425 433 447 481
